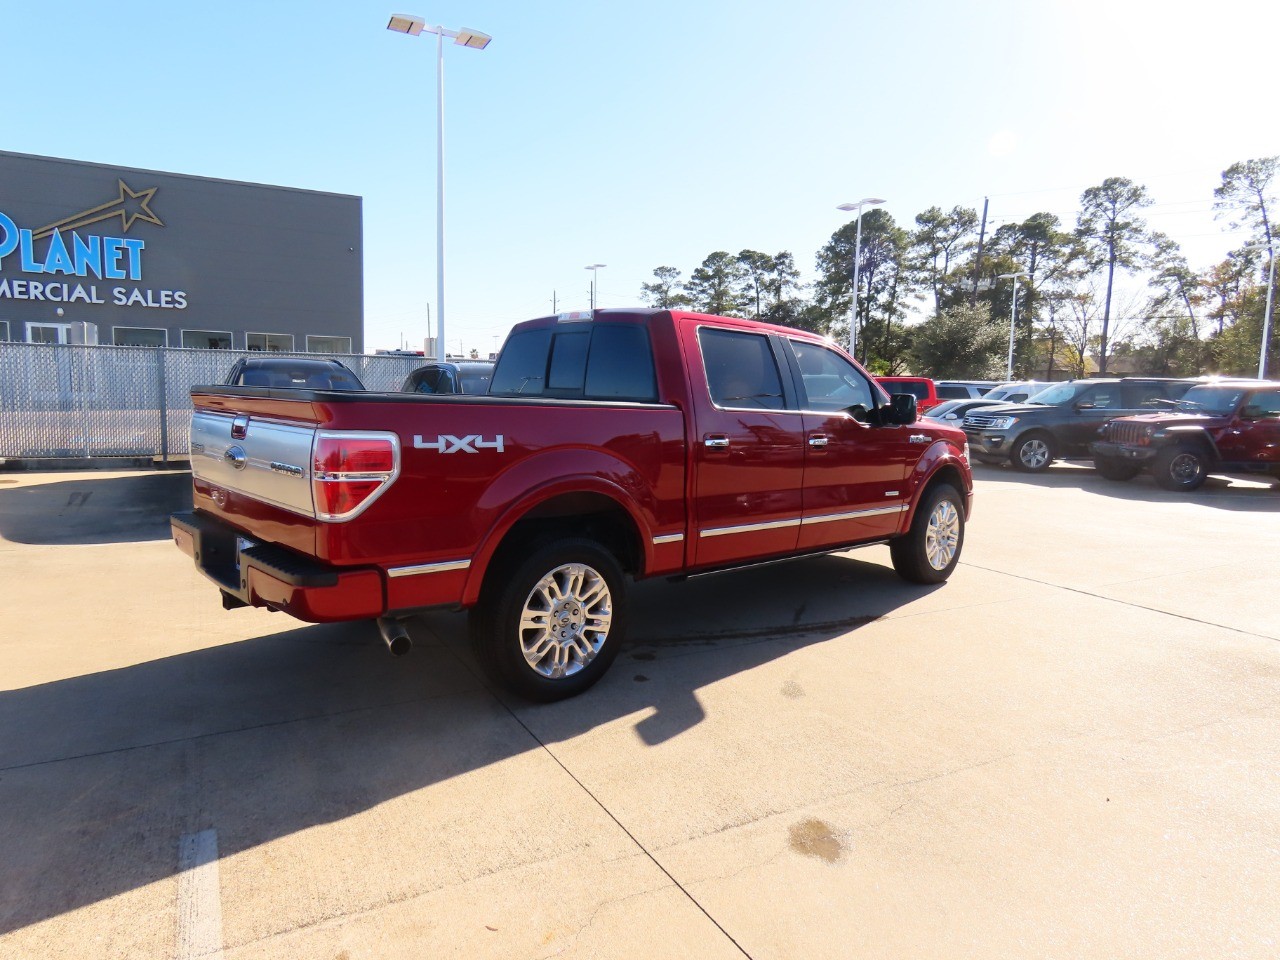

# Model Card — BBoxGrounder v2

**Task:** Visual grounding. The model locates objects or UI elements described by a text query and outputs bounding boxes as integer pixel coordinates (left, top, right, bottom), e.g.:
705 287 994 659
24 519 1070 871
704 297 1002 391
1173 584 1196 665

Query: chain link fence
0 343 426 460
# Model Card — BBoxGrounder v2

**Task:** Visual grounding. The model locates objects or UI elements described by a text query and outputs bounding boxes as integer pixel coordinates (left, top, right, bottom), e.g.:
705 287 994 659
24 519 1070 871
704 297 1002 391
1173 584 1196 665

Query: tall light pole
836 198 884 361
585 263 606 310
997 271 1030 380
387 14 491 362
1243 241 1276 379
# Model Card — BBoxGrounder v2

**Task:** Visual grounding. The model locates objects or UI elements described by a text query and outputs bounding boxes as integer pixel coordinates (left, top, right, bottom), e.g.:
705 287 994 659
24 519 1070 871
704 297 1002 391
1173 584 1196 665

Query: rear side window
937 385 970 399
699 328 785 410
489 324 657 401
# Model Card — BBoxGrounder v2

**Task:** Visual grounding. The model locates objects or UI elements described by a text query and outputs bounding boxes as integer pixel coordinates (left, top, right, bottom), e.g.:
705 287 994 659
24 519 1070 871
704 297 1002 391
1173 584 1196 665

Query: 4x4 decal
413 434 505 454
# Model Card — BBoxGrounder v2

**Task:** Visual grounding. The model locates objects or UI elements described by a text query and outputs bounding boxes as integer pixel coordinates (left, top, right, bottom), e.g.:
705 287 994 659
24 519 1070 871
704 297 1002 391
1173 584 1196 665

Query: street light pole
997 271 1030 380
387 15 492 362
584 264 606 311
1243 241 1276 379
836 198 885 361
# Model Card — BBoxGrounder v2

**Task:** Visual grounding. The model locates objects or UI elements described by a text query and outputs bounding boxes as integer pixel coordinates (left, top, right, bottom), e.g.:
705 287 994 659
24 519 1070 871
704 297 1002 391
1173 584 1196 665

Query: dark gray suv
962 378 1194 472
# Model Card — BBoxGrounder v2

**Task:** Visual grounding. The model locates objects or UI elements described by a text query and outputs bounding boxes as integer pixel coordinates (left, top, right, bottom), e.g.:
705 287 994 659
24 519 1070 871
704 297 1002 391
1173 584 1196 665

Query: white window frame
306 335 353 354
180 329 234 350
245 331 296 353
26 321 73 344
112 325 169 347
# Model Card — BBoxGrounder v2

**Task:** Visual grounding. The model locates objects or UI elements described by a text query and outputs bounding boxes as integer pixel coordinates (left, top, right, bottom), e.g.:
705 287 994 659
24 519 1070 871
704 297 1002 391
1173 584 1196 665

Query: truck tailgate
191 409 317 518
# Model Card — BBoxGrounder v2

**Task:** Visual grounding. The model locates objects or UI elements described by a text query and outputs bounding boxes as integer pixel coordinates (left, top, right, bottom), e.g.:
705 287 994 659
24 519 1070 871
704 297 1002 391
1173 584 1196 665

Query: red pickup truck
171 309 973 700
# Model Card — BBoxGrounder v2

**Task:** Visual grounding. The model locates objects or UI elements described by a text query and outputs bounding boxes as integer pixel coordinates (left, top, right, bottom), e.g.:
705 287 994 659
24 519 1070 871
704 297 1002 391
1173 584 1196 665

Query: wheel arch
463 480 647 607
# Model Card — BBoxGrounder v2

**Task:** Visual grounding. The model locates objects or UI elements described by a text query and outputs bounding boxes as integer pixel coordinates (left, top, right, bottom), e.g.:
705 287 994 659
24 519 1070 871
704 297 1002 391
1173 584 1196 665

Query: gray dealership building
0 150 362 352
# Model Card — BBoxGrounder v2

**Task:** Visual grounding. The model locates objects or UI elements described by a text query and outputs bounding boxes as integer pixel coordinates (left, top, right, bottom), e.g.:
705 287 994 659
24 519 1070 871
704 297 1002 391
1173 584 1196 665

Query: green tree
981 213 1079 372
1075 177 1154 374
909 205 979 316
639 266 691 309
735 250 773 318
909 303 1006 379
1214 156 1278 247
1142 233 1205 373
685 252 748 316
814 209 912 367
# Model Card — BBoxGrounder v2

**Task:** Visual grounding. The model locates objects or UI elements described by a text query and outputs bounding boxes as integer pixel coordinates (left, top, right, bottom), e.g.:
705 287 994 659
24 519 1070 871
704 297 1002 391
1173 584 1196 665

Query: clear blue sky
7 0 1276 353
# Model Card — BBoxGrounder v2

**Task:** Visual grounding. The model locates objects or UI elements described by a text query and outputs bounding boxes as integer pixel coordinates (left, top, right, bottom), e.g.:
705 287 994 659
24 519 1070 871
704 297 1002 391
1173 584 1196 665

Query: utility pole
551 290 558 313
969 196 989 306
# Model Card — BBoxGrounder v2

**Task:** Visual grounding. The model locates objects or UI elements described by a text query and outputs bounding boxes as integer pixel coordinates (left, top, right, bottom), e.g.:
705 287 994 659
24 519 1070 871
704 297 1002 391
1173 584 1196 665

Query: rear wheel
1094 456 1141 482
470 538 626 701
890 483 965 584
1153 445 1209 492
1011 433 1055 472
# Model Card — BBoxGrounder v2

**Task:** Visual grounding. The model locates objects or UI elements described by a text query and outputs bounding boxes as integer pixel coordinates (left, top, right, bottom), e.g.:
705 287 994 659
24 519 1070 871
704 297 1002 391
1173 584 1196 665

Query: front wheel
1153 446 1209 492
470 538 626 701
1094 456 1141 482
890 483 966 584
1011 433 1055 472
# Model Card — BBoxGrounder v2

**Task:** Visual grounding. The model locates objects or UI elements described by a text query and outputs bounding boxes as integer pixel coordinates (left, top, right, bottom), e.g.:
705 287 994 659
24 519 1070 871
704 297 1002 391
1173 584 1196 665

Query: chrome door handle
808 435 829 448
908 434 930 444
704 436 730 449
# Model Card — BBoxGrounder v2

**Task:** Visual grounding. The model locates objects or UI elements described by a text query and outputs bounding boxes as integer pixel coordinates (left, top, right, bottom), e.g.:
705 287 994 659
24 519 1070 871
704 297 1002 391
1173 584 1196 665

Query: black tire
1011 432 1056 472
1094 456 1141 482
470 538 626 701
890 483 965 585
1152 445 1210 492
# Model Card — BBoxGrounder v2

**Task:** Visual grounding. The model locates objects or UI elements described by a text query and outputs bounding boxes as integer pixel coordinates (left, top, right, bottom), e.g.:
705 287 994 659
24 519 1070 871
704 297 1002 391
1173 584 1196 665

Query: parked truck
171 309 973 700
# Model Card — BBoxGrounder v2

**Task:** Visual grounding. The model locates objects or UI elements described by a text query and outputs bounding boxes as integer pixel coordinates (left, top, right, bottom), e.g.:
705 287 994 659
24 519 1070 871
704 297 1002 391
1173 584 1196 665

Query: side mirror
888 393 917 425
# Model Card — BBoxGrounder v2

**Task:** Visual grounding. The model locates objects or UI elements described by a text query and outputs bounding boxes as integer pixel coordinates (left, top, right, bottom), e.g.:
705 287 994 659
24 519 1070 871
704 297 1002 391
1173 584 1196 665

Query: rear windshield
884 381 930 401
489 324 658 401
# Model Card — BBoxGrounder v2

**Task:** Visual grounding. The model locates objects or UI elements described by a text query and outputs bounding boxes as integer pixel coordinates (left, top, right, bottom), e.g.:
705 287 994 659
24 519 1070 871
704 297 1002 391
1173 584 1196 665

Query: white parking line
177 829 224 960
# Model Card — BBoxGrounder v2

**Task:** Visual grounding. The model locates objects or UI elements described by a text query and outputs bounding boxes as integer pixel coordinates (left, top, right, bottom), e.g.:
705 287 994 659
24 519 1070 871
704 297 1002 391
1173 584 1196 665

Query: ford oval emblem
224 445 247 470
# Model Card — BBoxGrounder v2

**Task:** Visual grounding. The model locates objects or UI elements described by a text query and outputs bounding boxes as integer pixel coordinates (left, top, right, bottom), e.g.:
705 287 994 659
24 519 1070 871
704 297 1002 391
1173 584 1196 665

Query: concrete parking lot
1 462 1278 959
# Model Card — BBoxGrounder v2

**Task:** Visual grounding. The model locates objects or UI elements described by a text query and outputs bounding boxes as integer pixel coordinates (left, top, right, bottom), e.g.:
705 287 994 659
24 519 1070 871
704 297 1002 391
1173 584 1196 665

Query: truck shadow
0 472 192 545
0 552 929 937
972 460 1280 512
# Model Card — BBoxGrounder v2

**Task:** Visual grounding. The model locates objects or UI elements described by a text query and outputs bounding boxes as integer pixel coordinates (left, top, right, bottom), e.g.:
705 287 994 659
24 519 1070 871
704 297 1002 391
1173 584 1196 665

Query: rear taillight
311 431 400 521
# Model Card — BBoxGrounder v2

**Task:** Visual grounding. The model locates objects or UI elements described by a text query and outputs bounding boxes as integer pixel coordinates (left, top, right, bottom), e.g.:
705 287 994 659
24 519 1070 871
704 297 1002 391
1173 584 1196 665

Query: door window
1079 384 1120 408
698 328 785 410
788 340 874 412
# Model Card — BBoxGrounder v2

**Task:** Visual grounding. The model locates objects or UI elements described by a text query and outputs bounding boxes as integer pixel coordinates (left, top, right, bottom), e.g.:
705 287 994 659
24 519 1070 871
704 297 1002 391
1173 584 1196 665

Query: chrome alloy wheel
924 499 961 571
519 563 613 679
1018 438 1050 469
1168 451 1202 484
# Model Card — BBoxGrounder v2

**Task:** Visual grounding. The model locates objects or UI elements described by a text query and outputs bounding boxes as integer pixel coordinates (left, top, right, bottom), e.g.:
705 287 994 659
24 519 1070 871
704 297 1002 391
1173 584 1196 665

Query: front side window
789 340 874 412
698 328 785 410
1243 390 1280 418
1079 384 1120 408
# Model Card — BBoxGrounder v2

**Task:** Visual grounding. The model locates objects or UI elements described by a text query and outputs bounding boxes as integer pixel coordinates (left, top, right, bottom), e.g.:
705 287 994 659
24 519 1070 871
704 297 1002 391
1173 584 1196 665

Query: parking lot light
836 198 885 360
1242 241 1276 379
386 14 492 361
997 271 1030 380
